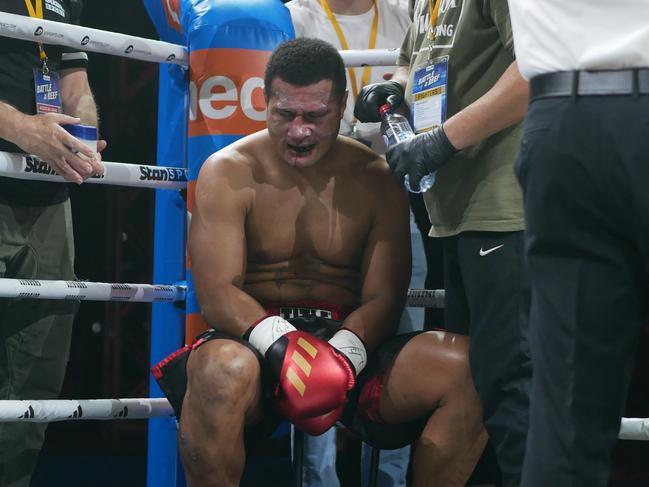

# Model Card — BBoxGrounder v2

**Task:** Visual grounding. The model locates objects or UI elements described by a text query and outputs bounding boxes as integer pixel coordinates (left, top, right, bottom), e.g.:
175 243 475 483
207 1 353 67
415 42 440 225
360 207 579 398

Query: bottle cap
379 103 392 117
63 124 98 141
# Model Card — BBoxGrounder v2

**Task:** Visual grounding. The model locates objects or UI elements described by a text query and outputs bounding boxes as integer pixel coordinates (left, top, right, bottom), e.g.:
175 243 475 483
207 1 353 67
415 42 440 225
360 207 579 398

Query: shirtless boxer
153 38 486 487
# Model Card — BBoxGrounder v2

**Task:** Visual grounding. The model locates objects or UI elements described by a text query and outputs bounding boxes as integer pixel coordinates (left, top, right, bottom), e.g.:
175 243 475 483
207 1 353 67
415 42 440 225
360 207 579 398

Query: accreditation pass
411 55 448 133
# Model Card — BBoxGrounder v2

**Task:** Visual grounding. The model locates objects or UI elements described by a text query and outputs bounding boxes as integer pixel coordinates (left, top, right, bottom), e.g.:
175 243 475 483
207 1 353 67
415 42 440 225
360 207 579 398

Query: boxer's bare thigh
185 338 266 426
379 331 470 423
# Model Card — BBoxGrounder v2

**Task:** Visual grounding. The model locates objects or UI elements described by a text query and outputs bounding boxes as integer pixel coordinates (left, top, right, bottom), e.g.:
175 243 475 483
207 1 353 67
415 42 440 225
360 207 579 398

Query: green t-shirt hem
427 218 525 238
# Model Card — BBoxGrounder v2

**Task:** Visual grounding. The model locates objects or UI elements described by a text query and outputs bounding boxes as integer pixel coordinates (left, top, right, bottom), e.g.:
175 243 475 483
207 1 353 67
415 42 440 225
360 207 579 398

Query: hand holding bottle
385 125 458 193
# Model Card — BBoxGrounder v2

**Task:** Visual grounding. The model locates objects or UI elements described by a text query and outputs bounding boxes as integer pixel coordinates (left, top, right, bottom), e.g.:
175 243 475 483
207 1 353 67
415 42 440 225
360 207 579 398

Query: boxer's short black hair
264 38 347 101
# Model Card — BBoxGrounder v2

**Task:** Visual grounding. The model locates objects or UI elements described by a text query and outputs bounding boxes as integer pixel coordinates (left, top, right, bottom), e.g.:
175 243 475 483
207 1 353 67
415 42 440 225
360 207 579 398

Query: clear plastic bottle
379 103 436 193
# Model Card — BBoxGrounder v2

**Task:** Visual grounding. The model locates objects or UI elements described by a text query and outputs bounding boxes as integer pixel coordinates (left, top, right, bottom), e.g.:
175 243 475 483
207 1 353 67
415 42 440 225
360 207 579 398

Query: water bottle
379 103 436 193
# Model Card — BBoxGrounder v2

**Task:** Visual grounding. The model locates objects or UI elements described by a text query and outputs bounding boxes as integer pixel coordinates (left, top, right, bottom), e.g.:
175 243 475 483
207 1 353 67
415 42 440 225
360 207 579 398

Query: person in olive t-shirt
0 1 103 485
354 1 531 485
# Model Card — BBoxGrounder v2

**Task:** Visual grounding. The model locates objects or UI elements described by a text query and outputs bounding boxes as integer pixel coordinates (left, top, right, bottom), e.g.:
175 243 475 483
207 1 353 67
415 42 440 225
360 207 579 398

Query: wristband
247 316 297 356
329 329 367 375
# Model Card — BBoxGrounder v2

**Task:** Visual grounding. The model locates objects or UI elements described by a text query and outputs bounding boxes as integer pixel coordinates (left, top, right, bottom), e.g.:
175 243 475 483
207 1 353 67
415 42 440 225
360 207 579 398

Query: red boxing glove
248 316 355 422
293 403 345 436
292 328 369 435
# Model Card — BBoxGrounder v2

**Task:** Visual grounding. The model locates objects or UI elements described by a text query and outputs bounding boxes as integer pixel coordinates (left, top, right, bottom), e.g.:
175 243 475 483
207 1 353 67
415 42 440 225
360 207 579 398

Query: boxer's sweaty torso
241 133 383 308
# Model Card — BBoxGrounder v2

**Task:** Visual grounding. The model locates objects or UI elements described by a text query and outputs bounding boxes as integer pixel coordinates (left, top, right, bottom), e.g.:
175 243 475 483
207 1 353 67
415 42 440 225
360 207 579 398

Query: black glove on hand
386 125 458 192
354 81 405 123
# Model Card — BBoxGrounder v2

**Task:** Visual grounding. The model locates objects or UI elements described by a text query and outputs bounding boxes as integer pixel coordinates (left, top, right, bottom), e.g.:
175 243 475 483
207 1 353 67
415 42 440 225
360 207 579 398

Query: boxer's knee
410 331 472 385
186 340 260 411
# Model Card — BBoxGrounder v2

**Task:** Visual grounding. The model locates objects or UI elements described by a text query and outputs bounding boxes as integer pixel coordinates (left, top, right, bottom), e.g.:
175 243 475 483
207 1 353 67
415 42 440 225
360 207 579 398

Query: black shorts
152 303 428 450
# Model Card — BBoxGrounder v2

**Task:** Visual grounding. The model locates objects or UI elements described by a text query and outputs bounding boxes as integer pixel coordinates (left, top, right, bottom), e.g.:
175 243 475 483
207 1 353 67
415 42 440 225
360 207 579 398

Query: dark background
27 1 649 486
32 1 158 485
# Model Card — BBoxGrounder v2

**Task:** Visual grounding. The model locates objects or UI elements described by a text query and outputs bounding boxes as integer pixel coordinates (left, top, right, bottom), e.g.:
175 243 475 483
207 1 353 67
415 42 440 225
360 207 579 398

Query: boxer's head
264 38 347 168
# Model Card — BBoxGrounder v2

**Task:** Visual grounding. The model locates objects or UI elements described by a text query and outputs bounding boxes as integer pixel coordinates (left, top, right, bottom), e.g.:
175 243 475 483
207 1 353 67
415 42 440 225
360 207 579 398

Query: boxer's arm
341 161 412 352
188 152 267 336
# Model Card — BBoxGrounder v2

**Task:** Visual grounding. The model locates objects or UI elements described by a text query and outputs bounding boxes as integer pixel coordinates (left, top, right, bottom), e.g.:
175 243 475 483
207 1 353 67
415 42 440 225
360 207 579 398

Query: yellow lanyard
320 0 379 101
427 0 442 41
24 0 49 69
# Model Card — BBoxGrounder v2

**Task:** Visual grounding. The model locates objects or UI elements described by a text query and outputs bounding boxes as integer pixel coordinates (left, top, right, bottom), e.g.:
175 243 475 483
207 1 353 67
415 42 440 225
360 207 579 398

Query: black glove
386 125 458 192
354 81 405 123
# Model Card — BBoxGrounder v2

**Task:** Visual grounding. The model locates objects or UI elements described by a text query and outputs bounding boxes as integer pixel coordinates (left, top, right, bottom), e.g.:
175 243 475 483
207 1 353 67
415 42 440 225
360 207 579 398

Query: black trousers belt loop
530 68 649 101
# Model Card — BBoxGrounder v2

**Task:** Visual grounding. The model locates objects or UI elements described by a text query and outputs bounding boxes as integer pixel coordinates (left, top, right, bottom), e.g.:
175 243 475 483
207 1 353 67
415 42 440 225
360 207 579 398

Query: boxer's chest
245 183 371 267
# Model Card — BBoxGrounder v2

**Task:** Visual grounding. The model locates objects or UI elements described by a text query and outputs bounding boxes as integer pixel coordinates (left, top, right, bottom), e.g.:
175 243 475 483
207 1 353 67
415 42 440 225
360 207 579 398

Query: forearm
0 101 29 146
60 68 99 127
443 61 529 150
341 295 404 352
197 283 268 336
63 91 98 126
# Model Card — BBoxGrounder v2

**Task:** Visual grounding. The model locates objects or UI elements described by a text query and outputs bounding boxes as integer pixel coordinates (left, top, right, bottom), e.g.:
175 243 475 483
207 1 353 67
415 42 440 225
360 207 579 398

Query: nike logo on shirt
479 244 504 257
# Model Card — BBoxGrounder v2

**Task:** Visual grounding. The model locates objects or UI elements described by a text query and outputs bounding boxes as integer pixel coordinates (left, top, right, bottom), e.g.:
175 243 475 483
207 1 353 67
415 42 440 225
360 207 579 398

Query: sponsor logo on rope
155 285 175 292
116 406 129 417
66 281 88 288
19 279 41 286
121 40 152 57
188 48 269 137
0 22 18 32
18 292 40 298
166 53 176 62
64 295 85 300
25 156 58 176
68 405 83 419
111 284 133 291
34 26 43 36
24 156 105 179
139 166 187 182
79 36 110 50
20 406 35 419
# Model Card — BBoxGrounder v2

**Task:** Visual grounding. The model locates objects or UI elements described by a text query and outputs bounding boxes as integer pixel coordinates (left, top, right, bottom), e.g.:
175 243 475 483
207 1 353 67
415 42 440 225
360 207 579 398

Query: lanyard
426 0 442 61
320 0 379 101
24 0 49 72
427 0 442 41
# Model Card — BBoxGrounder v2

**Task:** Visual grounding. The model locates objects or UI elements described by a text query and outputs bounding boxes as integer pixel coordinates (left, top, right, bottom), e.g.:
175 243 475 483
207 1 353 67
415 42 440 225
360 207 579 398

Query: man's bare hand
14 112 102 184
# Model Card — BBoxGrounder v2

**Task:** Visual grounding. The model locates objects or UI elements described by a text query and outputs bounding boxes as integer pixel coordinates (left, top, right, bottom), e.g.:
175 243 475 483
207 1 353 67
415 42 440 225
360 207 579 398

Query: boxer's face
266 78 346 168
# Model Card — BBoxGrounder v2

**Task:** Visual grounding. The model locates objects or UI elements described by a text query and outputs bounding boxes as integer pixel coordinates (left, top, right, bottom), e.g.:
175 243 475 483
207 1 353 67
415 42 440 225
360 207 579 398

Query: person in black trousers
509 1 649 485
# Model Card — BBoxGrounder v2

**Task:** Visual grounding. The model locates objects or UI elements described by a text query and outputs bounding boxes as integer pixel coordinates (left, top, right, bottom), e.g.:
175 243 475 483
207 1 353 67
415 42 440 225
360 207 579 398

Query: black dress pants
444 230 531 487
517 93 649 487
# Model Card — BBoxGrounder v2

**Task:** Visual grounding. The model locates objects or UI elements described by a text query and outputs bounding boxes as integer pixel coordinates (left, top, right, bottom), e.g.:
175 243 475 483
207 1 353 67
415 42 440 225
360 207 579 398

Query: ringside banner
183 0 293 343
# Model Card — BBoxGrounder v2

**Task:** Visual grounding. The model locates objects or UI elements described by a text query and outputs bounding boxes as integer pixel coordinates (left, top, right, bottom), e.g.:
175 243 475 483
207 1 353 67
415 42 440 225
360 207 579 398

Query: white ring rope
0 151 187 189
339 48 399 67
0 398 645 441
0 278 434 306
407 288 445 308
619 417 649 441
0 11 187 66
0 398 173 422
0 278 185 302
0 13 398 69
